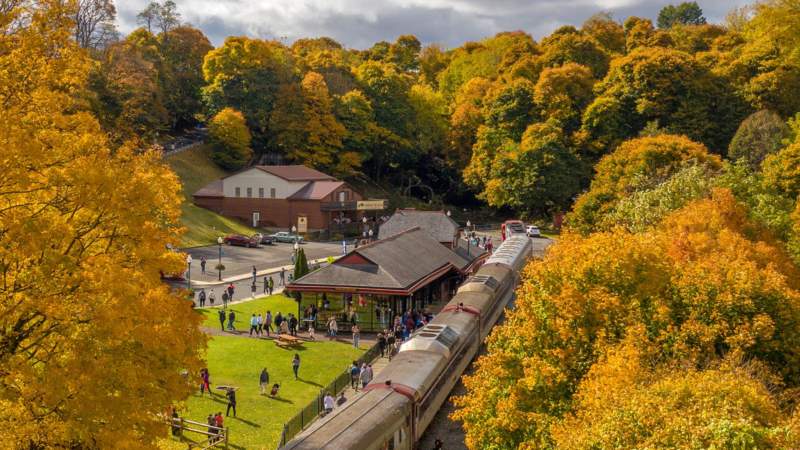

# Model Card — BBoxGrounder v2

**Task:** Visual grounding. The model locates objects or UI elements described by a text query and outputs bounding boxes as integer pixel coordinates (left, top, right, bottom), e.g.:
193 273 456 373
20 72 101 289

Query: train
282 235 534 450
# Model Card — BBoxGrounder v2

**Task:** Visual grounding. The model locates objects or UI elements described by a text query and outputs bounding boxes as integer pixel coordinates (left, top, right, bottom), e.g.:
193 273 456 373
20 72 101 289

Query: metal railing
277 342 382 448
320 201 358 211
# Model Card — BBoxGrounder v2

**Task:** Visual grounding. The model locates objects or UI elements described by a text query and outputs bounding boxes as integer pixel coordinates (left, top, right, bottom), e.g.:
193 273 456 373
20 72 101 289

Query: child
308 325 316 341
270 383 280 397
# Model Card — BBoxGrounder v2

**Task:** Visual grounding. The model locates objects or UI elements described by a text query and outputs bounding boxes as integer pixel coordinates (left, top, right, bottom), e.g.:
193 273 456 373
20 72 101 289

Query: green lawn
163 296 365 450
198 295 300 331
166 145 258 247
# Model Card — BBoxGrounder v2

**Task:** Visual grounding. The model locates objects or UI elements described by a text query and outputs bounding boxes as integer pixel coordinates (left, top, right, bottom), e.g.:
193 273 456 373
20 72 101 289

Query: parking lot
184 240 343 283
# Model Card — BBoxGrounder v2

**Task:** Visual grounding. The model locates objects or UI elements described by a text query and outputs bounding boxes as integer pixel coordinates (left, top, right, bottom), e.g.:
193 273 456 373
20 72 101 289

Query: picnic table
275 334 304 348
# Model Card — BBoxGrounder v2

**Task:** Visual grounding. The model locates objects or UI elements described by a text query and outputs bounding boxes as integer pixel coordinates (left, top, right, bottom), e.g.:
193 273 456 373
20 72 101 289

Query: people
267 276 274 295
209 289 216 306
199 368 210 395
308 324 316 340
198 288 206 307
217 309 225 331
270 383 280 397
433 438 443 450
259 368 269 395
378 332 387 357
351 323 360 349
292 354 300 380
323 392 334 414
350 361 360 390
280 317 290 334
328 316 338 339
336 391 347 407
227 310 236 331
225 387 237 417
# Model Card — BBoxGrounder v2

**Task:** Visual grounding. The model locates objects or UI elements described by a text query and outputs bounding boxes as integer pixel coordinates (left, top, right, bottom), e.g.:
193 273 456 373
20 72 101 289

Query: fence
276 342 382 448
166 415 229 449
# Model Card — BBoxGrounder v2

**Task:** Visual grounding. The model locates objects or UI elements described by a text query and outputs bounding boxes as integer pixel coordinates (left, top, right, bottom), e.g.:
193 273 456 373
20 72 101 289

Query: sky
116 0 751 49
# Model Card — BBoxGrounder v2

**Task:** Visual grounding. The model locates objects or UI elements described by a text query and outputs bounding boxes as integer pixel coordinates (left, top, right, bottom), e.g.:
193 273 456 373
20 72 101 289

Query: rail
166 415 229 449
277 342 382 448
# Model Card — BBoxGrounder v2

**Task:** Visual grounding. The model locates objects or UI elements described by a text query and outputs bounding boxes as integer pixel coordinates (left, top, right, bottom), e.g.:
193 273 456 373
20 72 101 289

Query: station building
287 218 487 332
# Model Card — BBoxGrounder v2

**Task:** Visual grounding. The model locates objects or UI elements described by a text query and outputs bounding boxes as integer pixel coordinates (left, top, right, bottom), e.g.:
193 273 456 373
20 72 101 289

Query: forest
78 0 798 219
3 0 800 448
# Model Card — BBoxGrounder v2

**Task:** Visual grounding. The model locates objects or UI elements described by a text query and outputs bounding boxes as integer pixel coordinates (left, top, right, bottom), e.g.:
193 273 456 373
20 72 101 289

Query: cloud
116 0 751 48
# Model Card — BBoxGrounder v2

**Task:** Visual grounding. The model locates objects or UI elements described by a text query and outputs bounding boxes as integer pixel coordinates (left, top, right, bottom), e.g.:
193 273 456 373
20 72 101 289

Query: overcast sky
116 0 751 49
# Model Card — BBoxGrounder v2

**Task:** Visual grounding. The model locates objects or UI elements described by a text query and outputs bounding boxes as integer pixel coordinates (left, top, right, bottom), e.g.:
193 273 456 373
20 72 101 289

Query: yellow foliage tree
0 2 205 447
763 141 800 200
569 134 721 233
208 107 253 170
453 189 800 448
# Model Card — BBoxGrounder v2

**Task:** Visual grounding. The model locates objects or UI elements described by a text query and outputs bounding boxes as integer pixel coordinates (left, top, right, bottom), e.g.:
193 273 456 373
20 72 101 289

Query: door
297 215 308 233
252 211 260 227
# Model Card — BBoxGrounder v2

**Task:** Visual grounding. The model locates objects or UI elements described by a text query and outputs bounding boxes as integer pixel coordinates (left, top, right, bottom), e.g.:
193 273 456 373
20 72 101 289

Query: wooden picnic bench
275 334 303 348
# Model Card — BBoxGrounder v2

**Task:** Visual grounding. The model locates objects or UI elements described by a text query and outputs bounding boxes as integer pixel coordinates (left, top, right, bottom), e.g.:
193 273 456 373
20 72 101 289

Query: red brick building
193 165 385 230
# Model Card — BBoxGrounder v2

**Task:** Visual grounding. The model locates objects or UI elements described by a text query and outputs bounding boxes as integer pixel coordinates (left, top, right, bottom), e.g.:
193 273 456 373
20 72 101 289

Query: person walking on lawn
227 310 236 331
259 368 269 395
292 354 300 380
225 387 237 417
249 314 258 336
199 368 210 395
218 309 225 331
289 314 298 337
328 316 338 339
256 314 263 336
265 311 273 336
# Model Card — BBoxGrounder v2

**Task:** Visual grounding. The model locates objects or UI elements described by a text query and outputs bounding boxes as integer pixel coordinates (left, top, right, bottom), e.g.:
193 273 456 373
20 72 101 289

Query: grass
166 144 257 247
162 296 365 450
197 294 300 331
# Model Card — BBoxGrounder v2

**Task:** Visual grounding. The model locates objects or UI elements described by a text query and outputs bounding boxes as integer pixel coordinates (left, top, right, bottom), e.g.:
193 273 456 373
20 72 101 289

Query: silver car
271 231 304 243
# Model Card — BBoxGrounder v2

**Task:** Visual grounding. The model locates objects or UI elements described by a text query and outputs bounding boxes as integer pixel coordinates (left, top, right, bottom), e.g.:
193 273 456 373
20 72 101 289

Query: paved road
185 241 342 284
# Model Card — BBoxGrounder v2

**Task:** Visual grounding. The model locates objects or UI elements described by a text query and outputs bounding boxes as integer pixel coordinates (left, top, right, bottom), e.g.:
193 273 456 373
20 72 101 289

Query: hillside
166 144 257 247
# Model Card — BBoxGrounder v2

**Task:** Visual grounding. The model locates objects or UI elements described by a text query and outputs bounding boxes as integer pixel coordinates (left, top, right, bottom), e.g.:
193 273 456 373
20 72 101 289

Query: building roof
289 227 471 294
255 165 336 181
193 179 223 198
378 209 460 243
288 181 346 200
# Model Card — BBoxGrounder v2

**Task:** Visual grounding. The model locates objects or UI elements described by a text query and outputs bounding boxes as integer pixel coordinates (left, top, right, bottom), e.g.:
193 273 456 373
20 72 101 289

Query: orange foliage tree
0 2 205 447
453 189 800 448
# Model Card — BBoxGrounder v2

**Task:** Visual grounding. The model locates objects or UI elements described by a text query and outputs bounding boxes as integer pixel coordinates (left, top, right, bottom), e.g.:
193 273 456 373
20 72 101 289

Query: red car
223 234 260 248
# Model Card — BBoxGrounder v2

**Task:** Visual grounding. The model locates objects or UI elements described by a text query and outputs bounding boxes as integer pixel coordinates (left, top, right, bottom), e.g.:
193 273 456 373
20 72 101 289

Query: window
234 187 241 197
246 187 252 198
270 188 276 199
258 188 264 198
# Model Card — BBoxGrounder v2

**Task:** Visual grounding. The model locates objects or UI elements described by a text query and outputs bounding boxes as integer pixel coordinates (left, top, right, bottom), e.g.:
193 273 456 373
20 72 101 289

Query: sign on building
297 215 308 233
356 200 388 210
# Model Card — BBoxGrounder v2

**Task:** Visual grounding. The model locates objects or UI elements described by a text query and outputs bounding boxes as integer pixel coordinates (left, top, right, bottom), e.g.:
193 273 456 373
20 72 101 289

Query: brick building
193 165 385 231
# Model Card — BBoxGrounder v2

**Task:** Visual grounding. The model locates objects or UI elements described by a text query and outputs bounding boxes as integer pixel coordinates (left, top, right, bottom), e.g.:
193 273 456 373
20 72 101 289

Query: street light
186 254 193 290
466 220 472 253
217 236 223 281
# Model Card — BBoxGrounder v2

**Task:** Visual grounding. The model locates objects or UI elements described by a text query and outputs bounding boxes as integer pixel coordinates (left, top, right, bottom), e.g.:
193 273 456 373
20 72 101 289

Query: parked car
223 234 260 247
526 225 541 237
271 231 304 244
254 233 274 245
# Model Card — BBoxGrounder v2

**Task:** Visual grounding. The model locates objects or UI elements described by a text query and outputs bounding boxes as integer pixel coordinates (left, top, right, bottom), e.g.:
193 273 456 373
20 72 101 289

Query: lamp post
466 220 471 253
217 236 223 281
186 254 192 290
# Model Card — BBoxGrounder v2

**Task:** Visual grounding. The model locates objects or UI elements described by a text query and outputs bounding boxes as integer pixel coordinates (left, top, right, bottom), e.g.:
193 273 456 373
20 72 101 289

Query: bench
275 334 303 348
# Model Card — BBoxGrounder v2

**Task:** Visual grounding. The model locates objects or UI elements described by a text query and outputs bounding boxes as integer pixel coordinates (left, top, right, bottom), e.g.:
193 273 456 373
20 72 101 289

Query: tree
388 34 421 72
0 2 205 446
569 134 721 233
538 28 611 79
762 142 800 200
453 190 800 448
729 110 790 169
137 1 180 36
159 26 213 128
657 2 707 29
74 0 117 49
481 122 585 216
581 12 625 54
292 72 346 169
209 108 253 170
419 44 449 86
581 47 748 154
202 37 294 146
482 78 538 141
533 63 594 133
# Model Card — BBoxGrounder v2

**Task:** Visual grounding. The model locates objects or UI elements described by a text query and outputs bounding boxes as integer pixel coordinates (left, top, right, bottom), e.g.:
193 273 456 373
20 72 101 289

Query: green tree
293 72 346 169
482 122 585 216
208 108 253 170
158 26 213 128
202 37 294 147
581 12 626 55
657 2 707 29
729 110 790 169
483 78 538 140
538 28 611 79
388 34 421 72
533 63 595 133
762 141 800 200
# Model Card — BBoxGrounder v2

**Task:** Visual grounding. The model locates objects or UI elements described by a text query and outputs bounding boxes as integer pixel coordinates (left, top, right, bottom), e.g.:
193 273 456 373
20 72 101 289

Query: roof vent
465 275 498 289
399 324 460 357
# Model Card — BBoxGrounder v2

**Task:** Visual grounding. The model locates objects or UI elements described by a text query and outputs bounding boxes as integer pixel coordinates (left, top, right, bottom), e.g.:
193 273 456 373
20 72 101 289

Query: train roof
483 236 530 267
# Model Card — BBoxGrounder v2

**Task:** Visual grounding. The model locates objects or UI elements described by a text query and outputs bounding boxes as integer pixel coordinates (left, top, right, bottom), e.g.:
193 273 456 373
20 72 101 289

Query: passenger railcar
282 236 533 450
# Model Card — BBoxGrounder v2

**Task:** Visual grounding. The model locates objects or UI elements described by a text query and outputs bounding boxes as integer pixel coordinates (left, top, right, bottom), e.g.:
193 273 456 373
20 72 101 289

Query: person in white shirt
323 392 335 414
